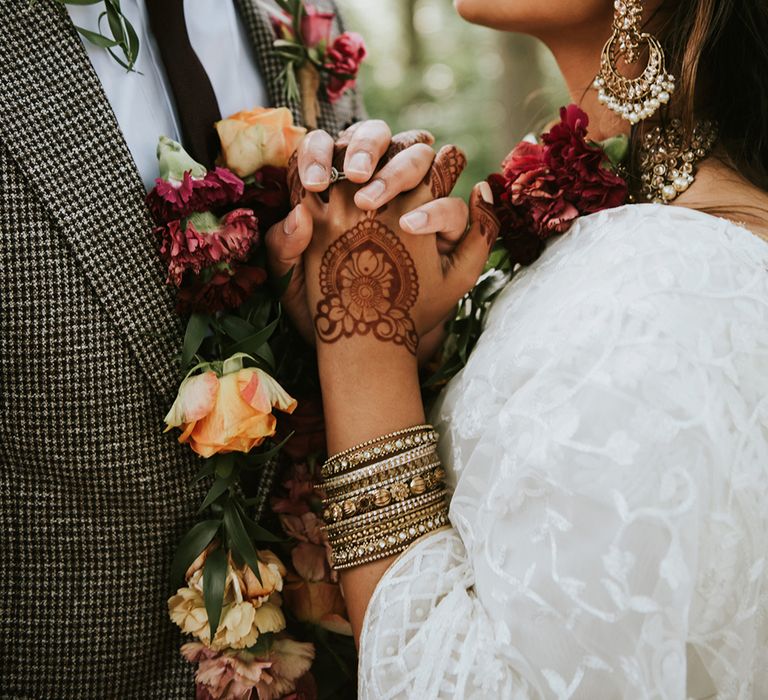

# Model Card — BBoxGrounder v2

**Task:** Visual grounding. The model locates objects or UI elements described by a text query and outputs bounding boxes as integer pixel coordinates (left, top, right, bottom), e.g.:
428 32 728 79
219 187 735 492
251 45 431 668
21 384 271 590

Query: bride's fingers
439 183 500 314
385 129 435 161
427 145 468 199
354 143 437 210
399 196 469 247
342 119 392 182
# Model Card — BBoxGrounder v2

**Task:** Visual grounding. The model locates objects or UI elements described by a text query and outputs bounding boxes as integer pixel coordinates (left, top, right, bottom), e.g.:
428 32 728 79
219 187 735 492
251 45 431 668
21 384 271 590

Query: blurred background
336 0 569 198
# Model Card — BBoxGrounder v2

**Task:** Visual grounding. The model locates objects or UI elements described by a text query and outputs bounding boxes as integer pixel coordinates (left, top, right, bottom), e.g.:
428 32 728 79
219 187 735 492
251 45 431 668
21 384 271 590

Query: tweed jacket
0 1 361 698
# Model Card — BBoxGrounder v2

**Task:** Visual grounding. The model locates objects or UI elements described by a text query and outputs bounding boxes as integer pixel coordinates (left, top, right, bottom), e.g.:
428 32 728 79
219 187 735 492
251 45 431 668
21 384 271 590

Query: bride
276 0 768 696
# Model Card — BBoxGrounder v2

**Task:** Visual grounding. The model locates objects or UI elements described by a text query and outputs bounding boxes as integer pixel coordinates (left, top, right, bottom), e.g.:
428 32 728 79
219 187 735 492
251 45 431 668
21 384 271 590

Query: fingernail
401 211 429 232
346 151 372 177
305 163 327 187
283 209 298 236
479 181 494 205
358 178 386 202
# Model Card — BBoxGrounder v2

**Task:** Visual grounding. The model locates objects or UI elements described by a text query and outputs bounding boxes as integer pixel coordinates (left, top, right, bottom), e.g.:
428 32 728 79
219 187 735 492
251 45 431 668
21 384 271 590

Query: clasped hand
265 120 500 361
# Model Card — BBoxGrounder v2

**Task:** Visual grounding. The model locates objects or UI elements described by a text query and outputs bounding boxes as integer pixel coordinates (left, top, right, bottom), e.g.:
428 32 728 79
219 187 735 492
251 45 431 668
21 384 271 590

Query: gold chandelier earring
592 0 675 124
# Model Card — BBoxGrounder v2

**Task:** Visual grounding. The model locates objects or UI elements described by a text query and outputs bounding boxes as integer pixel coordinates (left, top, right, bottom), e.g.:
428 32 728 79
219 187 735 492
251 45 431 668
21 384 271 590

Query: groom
0 1 466 698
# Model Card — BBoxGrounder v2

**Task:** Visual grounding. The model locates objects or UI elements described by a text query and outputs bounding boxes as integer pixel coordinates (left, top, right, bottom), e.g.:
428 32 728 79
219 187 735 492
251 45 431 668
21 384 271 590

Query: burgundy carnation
176 263 268 315
489 105 627 266
324 32 366 103
147 167 244 225
156 208 259 287
239 166 291 232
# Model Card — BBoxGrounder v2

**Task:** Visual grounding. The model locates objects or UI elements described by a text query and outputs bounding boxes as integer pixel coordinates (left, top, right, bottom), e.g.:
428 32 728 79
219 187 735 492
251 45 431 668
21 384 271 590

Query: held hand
298 145 500 362
264 120 477 344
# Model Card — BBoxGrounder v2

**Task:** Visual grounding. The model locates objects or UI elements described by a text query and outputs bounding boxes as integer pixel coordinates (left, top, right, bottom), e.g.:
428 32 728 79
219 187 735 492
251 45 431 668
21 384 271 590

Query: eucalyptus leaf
169 520 221 587
226 317 279 356
219 315 257 342
181 313 209 369
72 26 119 47
223 502 263 585
203 547 227 641
198 476 232 514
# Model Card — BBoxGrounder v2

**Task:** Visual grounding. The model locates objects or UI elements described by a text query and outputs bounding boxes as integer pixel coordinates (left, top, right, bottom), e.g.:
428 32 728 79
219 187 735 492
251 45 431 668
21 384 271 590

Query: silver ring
329 167 348 185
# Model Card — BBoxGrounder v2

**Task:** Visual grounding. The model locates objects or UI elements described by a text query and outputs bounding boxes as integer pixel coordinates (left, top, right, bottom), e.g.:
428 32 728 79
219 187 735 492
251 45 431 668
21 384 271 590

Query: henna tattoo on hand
287 151 305 208
475 200 501 248
314 214 419 355
427 145 467 199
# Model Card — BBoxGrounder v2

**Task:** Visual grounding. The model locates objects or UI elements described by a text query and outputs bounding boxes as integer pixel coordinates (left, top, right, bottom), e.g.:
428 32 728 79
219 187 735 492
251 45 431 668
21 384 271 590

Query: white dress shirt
67 0 268 189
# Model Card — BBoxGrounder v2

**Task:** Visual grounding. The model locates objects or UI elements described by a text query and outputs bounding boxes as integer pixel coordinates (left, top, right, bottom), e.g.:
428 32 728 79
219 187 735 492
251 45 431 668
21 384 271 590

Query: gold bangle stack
321 425 449 571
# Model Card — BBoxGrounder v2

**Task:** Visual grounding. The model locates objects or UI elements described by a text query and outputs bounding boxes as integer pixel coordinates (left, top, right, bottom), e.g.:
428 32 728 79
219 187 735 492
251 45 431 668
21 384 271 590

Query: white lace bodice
358 204 768 699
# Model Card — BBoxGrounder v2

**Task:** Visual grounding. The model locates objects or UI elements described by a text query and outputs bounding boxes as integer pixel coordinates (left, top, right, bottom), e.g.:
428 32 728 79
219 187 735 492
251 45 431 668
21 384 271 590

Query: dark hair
638 0 768 197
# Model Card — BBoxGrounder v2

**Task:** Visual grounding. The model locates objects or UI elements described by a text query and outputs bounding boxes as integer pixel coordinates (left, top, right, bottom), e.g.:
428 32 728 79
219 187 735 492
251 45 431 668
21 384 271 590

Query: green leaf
236 500 287 544
223 502 262 584
203 547 227 641
226 317 279 356
242 432 294 467
170 520 221 587
198 476 232 514
219 315 256 342
215 454 235 479
73 26 120 48
182 313 209 369
596 134 629 170
58 0 103 5
193 460 216 483
253 342 275 370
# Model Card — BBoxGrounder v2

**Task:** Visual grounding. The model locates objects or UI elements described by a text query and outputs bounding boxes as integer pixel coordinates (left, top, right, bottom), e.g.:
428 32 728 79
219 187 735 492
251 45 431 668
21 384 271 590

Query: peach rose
165 361 297 458
283 576 352 636
216 107 307 177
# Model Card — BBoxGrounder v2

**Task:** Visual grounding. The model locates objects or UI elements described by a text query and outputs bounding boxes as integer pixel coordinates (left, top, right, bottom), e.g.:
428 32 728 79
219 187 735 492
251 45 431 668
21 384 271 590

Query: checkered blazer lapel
0 0 184 400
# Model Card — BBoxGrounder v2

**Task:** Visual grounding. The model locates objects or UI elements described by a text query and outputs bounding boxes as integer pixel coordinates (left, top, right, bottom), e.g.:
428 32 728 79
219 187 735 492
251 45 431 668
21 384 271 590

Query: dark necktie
146 0 222 168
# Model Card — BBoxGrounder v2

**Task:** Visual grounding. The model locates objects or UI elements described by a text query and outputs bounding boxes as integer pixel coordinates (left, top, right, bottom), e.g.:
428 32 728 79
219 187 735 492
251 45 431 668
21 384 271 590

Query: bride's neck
544 37 629 142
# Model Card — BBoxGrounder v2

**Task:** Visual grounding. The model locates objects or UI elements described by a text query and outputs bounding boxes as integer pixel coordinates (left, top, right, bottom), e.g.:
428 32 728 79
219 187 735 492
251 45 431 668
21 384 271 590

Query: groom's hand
265 120 471 351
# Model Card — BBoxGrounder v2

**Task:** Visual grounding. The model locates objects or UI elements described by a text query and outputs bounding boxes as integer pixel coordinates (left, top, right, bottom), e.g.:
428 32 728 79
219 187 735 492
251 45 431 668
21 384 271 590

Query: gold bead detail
391 483 409 502
342 499 357 517
374 488 392 507
409 475 427 496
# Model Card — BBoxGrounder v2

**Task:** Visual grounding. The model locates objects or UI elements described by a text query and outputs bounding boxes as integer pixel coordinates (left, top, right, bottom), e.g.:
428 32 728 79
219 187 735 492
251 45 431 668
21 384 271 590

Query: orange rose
283 576 352 636
216 107 307 177
165 359 297 458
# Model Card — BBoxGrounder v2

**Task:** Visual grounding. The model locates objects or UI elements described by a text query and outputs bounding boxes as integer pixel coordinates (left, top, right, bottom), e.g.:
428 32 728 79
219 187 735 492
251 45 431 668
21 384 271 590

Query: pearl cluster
639 119 718 203
594 67 675 124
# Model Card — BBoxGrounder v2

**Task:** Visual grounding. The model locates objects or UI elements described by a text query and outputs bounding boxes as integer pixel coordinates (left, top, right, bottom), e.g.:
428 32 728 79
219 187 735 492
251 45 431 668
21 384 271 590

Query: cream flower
168 587 209 640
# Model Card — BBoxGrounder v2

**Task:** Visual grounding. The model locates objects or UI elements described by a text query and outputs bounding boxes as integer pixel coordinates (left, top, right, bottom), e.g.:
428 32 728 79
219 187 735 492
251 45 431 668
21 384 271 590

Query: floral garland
153 105 357 699
270 0 366 128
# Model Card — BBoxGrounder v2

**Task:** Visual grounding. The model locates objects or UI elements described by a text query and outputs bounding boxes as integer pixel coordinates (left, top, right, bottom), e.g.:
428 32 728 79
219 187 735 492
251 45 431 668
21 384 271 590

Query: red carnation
239 166 291 232
301 5 335 48
489 105 627 266
324 32 366 103
176 263 268 314
147 167 244 225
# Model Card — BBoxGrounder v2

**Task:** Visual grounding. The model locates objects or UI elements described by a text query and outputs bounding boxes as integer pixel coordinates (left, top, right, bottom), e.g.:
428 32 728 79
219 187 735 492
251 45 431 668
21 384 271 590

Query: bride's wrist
317 338 424 455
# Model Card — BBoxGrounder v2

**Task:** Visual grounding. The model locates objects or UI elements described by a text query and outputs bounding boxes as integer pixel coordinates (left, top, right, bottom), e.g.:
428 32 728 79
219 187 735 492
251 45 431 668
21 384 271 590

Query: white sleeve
358 208 768 699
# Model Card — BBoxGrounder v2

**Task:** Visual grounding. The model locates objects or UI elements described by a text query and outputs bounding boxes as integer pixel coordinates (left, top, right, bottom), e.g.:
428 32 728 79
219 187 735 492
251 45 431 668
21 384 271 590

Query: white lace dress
358 204 768 699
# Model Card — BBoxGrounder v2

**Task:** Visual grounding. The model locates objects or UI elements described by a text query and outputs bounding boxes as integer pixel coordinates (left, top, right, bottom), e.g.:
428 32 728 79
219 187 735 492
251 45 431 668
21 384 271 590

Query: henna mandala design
315 216 419 354
428 145 467 199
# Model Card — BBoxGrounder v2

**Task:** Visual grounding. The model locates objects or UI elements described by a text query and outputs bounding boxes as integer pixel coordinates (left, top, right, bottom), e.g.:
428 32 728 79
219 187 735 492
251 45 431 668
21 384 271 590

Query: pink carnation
324 32 366 103
156 208 259 287
147 168 244 224
301 5 335 48
182 638 314 700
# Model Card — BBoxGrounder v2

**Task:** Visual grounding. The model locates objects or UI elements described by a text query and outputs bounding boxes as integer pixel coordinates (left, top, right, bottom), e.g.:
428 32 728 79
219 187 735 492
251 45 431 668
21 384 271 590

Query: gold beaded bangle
321 443 438 493
325 487 447 536
322 465 446 524
327 499 448 550
330 503 450 570
322 425 438 479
